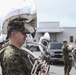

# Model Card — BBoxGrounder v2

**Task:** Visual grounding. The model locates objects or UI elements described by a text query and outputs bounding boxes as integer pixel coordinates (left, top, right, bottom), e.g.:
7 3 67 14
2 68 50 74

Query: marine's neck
9 40 21 50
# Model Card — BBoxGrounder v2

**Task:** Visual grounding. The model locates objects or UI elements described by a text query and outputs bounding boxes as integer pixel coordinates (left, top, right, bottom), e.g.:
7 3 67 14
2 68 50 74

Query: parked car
49 42 72 63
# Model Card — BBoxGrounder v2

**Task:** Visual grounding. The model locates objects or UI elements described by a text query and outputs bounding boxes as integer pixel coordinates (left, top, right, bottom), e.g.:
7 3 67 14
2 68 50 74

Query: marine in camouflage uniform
0 1 40 74
62 40 72 75
0 17 33 75
1 44 32 75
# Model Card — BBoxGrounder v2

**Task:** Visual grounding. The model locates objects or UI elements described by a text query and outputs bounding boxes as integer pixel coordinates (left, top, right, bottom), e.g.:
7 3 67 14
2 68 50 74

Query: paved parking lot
0 63 76 75
49 64 76 75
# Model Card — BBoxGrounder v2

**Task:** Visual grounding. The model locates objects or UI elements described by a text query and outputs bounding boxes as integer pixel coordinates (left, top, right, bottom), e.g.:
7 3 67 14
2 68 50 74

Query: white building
34 22 76 44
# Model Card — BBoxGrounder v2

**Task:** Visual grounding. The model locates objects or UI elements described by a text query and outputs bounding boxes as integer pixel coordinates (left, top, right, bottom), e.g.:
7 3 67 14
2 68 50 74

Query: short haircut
7 18 29 38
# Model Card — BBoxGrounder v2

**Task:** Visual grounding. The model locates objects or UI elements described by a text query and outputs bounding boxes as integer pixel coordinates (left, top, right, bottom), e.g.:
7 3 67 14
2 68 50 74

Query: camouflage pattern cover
1 44 32 75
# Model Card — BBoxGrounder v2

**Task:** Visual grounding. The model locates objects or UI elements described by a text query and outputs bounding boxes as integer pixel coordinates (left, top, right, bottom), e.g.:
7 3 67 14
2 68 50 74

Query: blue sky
0 0 76 27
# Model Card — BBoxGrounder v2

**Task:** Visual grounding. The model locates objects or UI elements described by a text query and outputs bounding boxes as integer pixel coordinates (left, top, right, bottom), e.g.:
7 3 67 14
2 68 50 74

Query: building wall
36 22 76 44
38 22 60 28
34 32 43 42
57 27 76 44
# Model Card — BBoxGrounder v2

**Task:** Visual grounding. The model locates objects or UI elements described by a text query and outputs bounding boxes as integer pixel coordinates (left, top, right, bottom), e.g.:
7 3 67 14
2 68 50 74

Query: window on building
70 36 73 42
34 39 36 42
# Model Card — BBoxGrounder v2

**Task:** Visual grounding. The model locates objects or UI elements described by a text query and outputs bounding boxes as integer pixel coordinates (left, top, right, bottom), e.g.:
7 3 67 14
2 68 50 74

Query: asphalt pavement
0 62 76 75
49 62 76 75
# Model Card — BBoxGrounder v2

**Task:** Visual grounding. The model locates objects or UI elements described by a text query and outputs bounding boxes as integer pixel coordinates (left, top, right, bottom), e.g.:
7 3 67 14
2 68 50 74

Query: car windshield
50 43 63 49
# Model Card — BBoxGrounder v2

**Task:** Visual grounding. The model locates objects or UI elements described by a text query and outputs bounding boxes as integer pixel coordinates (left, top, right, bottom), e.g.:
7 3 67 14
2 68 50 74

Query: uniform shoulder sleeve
1 47 31 75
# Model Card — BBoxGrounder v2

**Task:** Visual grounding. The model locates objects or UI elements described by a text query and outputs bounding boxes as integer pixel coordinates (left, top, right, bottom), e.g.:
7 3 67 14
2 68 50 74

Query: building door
50 33 57 42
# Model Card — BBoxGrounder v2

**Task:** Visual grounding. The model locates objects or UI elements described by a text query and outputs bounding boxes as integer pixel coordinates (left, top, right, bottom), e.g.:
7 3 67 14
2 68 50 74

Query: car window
50 43 63 49
30 46 40 51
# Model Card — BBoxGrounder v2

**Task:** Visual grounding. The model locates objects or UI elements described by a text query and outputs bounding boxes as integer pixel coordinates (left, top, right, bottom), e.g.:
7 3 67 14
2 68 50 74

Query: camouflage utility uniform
62 45 72 75
0 44 32 75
